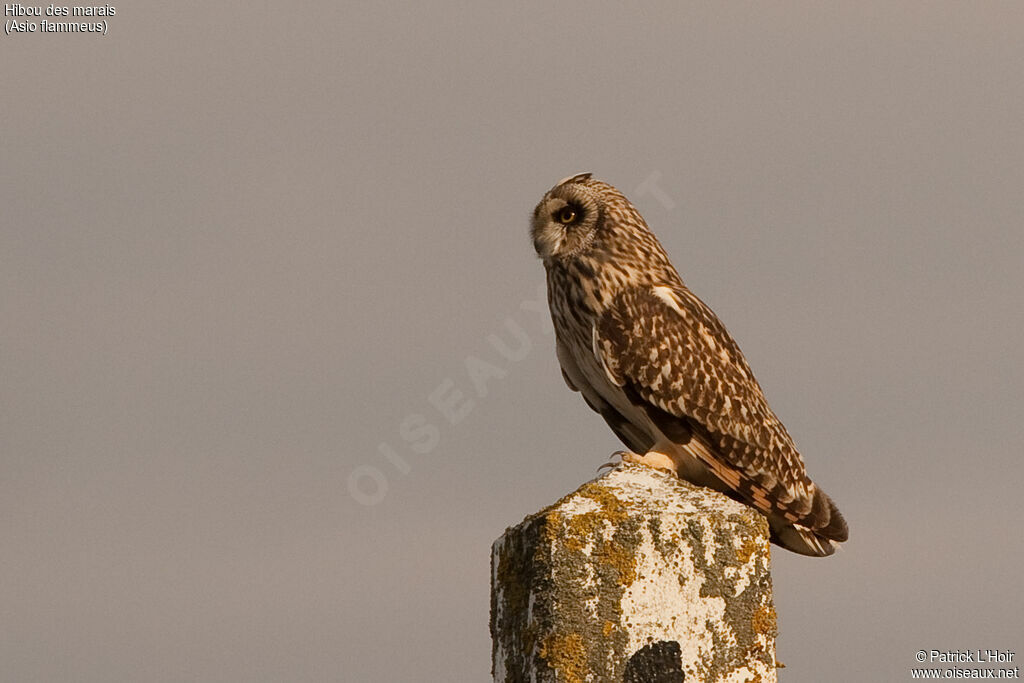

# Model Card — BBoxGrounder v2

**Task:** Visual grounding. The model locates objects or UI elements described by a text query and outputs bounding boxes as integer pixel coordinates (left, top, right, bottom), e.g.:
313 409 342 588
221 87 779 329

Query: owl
531 172 848 556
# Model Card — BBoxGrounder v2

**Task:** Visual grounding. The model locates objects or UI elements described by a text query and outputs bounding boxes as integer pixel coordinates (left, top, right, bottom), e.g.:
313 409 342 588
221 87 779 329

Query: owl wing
594 283 847 545
557 338 654 454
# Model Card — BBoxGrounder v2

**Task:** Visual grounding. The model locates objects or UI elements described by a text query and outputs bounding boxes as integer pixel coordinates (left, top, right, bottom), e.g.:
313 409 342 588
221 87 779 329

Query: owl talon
597 450 634 472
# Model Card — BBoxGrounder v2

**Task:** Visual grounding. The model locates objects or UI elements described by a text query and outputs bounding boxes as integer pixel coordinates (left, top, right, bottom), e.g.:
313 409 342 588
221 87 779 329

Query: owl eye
556 206 578 224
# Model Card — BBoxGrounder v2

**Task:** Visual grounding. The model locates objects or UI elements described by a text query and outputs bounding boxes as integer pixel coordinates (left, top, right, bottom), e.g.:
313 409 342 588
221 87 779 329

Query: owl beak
531 220 563 260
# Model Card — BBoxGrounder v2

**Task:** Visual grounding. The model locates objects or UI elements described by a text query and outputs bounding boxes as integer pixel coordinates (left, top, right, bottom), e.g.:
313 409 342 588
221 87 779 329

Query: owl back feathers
594 284 848 556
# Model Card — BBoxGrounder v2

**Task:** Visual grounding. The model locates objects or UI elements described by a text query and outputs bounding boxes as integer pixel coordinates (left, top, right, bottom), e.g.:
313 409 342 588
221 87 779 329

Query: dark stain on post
623 640 684 682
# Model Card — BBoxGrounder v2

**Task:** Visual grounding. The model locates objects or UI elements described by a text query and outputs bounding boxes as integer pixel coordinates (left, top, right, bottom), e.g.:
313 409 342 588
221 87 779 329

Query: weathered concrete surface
490 463 777 683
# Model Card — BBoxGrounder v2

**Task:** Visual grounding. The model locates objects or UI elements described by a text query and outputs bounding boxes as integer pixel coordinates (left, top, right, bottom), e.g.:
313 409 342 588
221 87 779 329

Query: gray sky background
2 2 1022 681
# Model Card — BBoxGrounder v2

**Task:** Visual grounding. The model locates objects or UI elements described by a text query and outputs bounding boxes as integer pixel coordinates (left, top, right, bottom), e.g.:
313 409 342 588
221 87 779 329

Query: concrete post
490 463 778 683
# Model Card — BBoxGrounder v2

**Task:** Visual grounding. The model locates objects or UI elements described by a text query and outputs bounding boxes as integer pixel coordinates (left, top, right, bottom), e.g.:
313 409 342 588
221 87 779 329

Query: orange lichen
752 604 778 638
539 632 588 683
735 533 761 564
545 482 638 584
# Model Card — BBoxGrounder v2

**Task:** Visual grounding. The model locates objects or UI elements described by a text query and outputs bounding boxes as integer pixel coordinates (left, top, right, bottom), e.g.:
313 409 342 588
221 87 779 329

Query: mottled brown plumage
531 172 848 556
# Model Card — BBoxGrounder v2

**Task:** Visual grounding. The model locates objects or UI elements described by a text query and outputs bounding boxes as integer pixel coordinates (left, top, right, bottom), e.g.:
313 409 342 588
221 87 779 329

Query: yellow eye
556 206 577 224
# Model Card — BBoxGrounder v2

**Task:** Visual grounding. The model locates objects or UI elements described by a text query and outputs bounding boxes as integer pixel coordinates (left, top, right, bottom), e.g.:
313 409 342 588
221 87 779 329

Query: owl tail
770 487 848 557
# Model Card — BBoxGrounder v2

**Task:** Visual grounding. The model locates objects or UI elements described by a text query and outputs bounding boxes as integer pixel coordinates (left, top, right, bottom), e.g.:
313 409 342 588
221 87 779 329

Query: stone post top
516 463 769 537
491 463 778 683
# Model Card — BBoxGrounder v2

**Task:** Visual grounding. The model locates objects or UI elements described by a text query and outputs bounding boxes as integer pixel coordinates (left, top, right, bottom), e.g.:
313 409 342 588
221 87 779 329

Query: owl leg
619 448 678 475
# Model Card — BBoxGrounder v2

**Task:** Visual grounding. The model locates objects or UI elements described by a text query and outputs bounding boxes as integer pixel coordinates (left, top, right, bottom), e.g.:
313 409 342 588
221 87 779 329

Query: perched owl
531 172 848 556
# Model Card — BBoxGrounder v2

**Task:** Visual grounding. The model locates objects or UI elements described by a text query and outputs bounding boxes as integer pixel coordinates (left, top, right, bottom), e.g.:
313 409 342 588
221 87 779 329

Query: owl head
531 172 657 264
530 172 611 261
531 172 678 290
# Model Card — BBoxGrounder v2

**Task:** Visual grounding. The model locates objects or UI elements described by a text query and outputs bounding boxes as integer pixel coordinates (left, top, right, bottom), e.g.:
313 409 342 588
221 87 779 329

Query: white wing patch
652 285 685 315
655 285 732 363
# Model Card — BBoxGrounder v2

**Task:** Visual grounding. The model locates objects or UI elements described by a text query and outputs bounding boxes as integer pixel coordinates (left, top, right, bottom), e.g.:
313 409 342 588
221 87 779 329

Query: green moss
541 480 638 585
495 546 528 620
